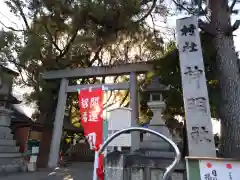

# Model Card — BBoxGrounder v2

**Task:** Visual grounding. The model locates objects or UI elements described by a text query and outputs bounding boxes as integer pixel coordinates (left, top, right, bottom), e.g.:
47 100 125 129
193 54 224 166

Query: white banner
199 159 240 180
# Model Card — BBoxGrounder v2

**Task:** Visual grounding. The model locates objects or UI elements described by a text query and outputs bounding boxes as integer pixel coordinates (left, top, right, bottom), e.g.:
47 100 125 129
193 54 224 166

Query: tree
153 0 240 157
0 0 164 128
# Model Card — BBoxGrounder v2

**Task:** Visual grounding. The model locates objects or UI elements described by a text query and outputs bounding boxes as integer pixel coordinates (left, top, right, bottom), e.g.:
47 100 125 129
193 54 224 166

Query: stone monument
0 66 26 173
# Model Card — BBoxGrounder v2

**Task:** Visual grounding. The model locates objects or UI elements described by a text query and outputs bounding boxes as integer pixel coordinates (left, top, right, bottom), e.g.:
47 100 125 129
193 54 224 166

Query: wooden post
48 78 68 168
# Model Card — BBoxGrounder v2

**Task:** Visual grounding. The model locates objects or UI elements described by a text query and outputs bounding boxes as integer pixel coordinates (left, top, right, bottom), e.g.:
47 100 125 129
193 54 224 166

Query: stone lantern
0 66 19 103
140 75 173 152
0 66 26 173
0 66 19 133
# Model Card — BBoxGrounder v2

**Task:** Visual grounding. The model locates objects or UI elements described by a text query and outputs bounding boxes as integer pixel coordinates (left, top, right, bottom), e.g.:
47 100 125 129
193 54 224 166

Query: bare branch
172 0 193 14
140 0 153 6
223 20 240 35
198 19 216 36
0 11 21 29
88 0 157 32
0 21 24 32
18 70 32 87
232 20 240 32
104 90 114 107
56 27 80 61
135 0 158 24
229 0 237 12
119 91 129 107
90 45 104 66
7 59 32 87
43 24 62 52
12 0 30 31
7 58 28 70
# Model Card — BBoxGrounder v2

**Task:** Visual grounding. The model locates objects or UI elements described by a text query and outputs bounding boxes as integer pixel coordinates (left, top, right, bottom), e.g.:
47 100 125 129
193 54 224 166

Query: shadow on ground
0 162 93 180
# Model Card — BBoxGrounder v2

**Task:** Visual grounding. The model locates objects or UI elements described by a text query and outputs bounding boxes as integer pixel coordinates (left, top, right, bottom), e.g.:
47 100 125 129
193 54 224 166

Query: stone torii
42 61 154 168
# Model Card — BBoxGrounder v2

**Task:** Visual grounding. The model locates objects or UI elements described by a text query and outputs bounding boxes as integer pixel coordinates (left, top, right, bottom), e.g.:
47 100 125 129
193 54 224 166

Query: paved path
0 162 93 180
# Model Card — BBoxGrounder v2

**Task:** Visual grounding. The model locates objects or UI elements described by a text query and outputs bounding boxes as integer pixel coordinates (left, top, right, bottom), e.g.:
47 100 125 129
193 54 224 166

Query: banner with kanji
78 88 105 180
78 88 104 151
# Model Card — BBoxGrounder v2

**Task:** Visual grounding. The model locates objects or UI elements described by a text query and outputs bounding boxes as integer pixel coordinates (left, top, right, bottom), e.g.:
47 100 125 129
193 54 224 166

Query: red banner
78 88 104 151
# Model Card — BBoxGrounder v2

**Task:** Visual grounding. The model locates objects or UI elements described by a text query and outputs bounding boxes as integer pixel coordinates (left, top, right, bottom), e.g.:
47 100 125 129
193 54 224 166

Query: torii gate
42 62 154 168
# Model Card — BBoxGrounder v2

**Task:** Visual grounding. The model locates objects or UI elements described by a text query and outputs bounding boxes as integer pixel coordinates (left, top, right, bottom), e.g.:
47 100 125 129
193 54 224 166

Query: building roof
1 66 19 76
11 104 33 124
0 94 22 104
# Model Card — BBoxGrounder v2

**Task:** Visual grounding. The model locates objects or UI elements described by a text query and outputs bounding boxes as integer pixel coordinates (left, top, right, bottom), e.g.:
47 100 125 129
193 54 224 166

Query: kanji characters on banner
78 88 104 180
78 88 104 151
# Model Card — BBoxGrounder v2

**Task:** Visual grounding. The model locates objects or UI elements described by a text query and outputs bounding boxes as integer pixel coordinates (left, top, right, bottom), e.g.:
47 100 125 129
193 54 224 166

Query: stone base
105 151 185 180
137 149 175 158
0 109 27 175
140 141 173 152
143 125 172 140
0 158 27 174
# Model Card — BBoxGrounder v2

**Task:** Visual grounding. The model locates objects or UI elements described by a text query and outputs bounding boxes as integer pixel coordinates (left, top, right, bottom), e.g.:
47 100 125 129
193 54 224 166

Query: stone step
0 126 11 134
0 139 16 146
0 157 23 165
0 133 13 140
5 133 13 140
0 153 22 158
0 157 27 173
0 146 19 153
0 116 11 126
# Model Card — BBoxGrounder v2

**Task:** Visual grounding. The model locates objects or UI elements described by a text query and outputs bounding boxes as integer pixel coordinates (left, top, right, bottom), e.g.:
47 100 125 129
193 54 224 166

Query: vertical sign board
176 16 216 157
186 157 240 180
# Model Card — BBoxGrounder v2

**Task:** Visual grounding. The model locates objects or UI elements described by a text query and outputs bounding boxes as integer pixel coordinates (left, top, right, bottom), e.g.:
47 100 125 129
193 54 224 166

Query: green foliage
139 101 153 125
1 0 163 127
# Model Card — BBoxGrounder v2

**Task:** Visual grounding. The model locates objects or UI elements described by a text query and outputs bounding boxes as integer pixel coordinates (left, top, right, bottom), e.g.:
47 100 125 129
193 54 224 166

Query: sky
1 1 239 134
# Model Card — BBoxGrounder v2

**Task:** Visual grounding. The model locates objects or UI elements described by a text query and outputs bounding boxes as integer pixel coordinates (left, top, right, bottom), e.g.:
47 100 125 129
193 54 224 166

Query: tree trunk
36 82 59 168
209 0 240 158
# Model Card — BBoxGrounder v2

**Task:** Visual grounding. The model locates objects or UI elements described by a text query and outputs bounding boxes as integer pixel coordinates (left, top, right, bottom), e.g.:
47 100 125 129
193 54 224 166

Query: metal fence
68 143 94 162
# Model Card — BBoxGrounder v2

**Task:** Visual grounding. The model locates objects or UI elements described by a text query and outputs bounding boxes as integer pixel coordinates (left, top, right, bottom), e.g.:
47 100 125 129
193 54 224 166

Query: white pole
48 78 68 168
93 151 99 180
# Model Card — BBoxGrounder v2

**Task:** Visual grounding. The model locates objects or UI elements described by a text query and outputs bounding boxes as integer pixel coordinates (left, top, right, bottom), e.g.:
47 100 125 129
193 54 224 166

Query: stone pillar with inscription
176 16 216 157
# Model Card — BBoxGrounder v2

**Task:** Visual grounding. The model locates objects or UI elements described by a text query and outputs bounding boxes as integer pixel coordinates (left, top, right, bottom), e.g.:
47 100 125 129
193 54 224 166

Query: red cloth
78 88 105 179
78 88 103 151
97 154 104 180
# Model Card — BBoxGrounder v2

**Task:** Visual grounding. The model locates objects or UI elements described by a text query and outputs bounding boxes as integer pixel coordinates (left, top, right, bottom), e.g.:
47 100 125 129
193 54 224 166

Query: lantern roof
141 75 168 92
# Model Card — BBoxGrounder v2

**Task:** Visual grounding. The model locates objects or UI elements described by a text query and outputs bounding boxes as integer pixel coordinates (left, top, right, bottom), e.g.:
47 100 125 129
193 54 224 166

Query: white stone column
144 101 172 142
48 78 68 168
